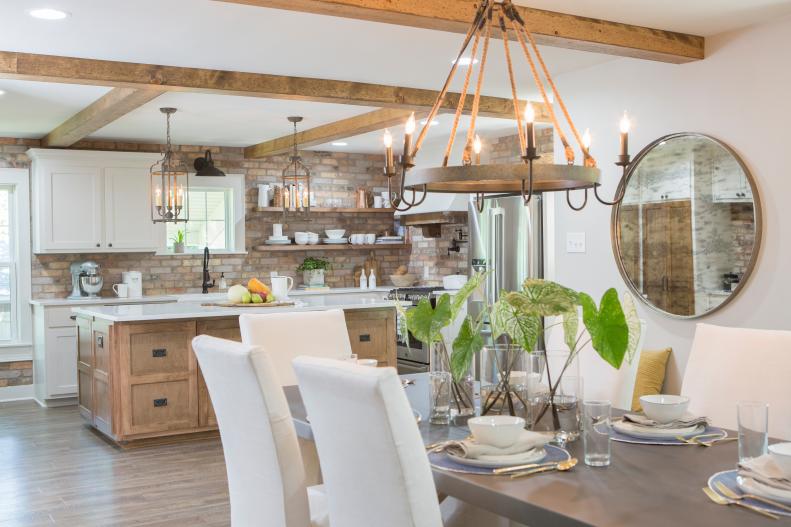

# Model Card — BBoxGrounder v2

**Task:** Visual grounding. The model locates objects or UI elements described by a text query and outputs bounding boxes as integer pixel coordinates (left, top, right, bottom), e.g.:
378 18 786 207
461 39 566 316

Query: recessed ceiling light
451 57 479 66
331 142 348 147
420 119 440 126
28 8 70 20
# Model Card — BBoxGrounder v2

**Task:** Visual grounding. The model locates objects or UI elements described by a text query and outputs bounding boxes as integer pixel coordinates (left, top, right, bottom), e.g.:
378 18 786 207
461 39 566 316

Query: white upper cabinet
29 149 162 254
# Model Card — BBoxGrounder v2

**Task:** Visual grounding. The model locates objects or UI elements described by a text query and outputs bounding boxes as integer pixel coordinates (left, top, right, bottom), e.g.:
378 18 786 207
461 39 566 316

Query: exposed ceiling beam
216 0 704 63
0 51 545 120
41 87 164 147
246 108 420 158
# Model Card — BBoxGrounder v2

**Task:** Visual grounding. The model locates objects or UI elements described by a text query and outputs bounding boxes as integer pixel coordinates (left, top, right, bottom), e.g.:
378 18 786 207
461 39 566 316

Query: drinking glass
583 400 612 467
429 371 452 425
737 401 768 463
553 375 583 443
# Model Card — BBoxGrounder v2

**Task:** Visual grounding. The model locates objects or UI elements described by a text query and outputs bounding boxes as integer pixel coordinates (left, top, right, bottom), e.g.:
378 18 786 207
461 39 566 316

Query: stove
389 286 445 373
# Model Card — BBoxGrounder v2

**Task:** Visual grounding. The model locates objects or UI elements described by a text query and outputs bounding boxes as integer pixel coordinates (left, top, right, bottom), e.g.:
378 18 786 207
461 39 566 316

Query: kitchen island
72 291 400 444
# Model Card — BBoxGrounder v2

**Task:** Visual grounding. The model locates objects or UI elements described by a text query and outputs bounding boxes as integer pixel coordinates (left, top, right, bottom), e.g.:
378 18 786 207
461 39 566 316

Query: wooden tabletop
284 374 779 527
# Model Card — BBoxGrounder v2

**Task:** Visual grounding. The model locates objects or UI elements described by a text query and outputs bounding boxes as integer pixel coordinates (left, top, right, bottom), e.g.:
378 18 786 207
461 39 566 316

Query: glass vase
480 345 545 418
528 350 583 444
430 341 475 421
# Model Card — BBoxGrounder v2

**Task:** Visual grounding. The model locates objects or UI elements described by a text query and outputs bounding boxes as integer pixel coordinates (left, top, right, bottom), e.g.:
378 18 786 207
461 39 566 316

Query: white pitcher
270 275 294 301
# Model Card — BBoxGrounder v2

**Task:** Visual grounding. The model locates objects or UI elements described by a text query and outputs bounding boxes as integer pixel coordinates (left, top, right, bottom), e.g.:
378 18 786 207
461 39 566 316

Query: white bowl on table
467 416 525 448
769 443 791 476
639 394 689 424
325 229 346 240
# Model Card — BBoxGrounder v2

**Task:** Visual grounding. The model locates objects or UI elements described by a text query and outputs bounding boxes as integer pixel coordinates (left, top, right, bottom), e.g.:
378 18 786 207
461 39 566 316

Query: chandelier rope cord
500 14 527 155
464 6 494 158
443 10 484 167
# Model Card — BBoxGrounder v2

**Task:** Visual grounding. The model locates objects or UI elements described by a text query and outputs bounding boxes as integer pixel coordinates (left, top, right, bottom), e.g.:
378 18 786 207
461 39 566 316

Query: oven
389 286 444 375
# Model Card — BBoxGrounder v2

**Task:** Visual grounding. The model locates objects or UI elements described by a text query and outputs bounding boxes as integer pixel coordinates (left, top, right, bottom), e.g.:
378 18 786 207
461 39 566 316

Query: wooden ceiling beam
216 0 704 63
0 51 545 120
41 87 164 147
246 108 420 158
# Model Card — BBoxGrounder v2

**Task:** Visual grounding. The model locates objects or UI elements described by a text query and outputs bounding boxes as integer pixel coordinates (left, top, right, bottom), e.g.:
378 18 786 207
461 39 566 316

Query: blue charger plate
429 444 571 475
611 424 727 446
708 469 791 517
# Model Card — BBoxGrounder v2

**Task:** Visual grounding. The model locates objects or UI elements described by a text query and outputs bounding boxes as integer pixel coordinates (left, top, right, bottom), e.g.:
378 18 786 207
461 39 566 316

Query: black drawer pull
359 334 371 342
96 335 104 348
152 348 167 358
153 398 168 407
69 315 77 320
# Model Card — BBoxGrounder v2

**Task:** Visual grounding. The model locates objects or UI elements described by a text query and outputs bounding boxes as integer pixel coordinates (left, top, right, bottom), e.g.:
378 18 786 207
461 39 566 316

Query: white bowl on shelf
639 394 689 424
307 232 319 245
468 416 525 448
325 229 346 240
294 233 309 245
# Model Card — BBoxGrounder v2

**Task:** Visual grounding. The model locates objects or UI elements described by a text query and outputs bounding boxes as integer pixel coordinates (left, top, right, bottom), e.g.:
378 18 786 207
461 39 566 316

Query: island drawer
127 323 195 377
129 379 197 433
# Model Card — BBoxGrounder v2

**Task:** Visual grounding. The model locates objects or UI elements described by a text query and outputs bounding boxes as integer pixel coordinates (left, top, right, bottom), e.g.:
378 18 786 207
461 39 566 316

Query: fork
676 433 729 445
702 487 779 519
715 481 791 513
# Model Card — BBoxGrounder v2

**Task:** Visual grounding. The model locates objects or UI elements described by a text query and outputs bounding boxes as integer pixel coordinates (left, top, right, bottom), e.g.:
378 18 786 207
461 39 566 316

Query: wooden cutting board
201 301 296 308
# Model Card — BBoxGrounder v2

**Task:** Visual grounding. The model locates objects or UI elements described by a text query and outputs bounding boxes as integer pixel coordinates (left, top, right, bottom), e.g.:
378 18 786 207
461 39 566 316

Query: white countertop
71 291 404 322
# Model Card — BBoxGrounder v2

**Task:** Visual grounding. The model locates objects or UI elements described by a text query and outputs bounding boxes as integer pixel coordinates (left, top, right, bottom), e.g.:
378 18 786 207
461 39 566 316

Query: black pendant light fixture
193 150 226 177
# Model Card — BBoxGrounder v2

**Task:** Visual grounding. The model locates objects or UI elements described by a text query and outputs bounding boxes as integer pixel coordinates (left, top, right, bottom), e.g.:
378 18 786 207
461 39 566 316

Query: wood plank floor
0 401 230 526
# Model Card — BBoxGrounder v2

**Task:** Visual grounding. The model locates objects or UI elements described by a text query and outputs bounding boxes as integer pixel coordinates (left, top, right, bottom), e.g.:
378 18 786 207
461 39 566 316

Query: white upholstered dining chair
239 309 353 485
192 335 329 527
292 356 524 527
681 323 791 440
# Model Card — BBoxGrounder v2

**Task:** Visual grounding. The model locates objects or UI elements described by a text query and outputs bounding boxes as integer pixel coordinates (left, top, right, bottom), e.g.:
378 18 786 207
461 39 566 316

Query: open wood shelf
254 207 396 214
253 243 410 252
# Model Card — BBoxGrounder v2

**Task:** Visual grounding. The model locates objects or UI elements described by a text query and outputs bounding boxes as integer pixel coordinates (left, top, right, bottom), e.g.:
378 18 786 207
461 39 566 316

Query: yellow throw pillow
631 348 672 412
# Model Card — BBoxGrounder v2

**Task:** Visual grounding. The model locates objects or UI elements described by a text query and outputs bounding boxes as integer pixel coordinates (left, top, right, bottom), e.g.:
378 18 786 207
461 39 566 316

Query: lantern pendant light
150 107 190 223
281 116 312 219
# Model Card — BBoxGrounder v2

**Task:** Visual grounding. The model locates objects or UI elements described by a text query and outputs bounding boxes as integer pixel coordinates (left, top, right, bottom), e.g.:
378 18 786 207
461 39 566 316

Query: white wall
550 15 791 392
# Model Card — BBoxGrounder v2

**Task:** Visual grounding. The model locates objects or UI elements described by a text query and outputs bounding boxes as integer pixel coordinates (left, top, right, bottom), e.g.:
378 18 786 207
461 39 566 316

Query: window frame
0 168 32 357
157 173 246 255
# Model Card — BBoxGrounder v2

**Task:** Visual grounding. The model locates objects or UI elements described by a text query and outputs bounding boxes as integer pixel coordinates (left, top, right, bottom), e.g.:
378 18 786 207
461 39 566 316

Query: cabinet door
39 166 104 251
46 326 78 396
344 309 396 367
104 167 157 251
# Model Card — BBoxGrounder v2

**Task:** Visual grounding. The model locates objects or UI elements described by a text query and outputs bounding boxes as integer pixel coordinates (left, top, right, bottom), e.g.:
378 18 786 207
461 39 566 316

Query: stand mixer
68 261 103 299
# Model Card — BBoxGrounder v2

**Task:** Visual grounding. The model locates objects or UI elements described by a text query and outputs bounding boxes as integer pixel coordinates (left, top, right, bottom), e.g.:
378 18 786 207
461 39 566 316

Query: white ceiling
0 0 788 152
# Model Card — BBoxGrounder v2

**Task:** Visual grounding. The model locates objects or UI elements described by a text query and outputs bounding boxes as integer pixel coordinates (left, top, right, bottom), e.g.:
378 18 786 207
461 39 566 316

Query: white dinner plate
737 475 791 504
265 239 292 245
612 420 704 439
322 238 349 244
446 448 546 469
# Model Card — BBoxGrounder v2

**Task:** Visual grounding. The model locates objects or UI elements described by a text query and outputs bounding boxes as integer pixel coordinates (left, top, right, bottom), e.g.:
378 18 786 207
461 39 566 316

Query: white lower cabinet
33 305 79 406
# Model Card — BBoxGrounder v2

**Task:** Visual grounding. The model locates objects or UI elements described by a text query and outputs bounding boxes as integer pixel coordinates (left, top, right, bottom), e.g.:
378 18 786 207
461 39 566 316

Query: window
0 168 31 350
161 173 245 254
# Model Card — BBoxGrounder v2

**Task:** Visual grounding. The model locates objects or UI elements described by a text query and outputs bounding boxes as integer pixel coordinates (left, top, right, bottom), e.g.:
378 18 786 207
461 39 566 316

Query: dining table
284 373 780 527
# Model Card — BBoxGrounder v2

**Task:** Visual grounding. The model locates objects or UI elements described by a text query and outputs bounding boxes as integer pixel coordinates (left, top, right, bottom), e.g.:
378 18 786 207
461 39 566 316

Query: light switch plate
566 232 586 253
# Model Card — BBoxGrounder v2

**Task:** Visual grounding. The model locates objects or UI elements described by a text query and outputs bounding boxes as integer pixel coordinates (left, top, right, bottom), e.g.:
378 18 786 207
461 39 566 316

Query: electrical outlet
566 232 586 253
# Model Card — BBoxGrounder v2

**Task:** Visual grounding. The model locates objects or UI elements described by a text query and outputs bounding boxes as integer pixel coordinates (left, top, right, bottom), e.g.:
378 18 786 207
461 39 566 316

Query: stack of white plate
375 236 404 244
322 238 349 245
265 236 291 245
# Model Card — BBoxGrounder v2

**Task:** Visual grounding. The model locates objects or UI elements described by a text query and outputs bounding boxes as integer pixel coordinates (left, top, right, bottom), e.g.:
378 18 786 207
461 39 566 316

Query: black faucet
202 246 215 294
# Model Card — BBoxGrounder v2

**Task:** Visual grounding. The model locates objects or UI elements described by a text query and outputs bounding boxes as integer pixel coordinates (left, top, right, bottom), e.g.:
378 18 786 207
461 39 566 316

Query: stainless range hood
394 192 470 237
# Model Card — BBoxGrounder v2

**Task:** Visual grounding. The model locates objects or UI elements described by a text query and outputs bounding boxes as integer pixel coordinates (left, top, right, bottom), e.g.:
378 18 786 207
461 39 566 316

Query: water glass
429 371 452 425
583 400 612 467
737 401 768 463
553 375 583 443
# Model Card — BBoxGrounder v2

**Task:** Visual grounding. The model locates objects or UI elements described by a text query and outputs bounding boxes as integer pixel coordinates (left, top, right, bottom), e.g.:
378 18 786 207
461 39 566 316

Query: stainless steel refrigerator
467 194 545 323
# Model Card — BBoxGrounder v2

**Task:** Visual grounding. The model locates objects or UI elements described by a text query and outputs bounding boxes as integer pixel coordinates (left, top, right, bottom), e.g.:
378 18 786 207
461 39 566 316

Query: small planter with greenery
297 257 331 286
171 230 185 253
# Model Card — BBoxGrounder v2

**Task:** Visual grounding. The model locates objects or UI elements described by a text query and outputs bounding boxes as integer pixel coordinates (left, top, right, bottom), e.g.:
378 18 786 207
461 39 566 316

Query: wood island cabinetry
76 309 395 444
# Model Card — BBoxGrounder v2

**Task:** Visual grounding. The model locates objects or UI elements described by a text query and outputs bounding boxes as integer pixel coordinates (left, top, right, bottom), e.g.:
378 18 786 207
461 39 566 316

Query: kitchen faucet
202 246 215 294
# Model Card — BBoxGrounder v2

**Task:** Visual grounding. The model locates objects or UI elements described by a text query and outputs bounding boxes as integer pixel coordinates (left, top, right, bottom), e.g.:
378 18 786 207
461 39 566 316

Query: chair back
239 309 352 386
681 323 791 440
192 335 311 527
293 357 443 527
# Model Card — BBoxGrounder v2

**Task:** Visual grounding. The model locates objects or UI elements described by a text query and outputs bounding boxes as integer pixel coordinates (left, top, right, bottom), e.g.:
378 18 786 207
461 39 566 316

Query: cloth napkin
739 455 791 492
443 430 551 459
621 413 709 429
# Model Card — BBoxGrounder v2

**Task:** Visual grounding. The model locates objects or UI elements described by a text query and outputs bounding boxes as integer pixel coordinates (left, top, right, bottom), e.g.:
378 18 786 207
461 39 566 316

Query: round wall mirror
611 133 762 318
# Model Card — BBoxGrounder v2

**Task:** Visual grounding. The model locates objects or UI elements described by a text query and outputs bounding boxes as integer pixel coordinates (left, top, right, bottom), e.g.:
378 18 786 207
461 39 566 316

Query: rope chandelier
382 0 633 212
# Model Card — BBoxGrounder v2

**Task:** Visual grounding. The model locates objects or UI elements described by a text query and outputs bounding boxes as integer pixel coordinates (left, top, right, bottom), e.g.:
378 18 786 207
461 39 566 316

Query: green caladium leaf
450 271 488 321
562 308 579 352
516 279 579 316
579 289 629 369
405 294 452 345
490 297 541 351
622 293 642 364
451 316 484 383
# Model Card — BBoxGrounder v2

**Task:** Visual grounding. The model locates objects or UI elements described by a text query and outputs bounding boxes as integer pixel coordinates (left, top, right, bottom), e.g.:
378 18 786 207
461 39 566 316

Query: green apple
241 291 252 304
266 293 275 303
251 293 263 304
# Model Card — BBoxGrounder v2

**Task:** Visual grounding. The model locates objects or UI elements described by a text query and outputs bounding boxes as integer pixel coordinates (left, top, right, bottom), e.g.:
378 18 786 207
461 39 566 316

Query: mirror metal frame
610 132 763 319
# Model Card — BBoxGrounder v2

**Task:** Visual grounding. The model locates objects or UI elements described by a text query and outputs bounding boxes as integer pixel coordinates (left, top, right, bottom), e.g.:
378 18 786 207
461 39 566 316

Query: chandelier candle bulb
473 135 482 165
525 102 536 154
383 129 395 174
403 112 416 161
618 112 631 161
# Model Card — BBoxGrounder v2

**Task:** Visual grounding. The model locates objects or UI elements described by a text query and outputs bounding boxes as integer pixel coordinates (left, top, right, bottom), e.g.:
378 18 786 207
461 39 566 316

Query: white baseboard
0 384 34 402
33 395 77 408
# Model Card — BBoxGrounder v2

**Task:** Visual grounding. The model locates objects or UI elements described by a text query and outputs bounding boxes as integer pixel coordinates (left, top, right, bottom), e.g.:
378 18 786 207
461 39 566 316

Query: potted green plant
451 279 641 439
297 257 331 286
171 230 185 253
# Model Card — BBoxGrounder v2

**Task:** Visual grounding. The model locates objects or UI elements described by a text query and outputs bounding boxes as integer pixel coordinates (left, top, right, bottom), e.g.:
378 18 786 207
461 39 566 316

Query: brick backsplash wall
0 360 32 387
